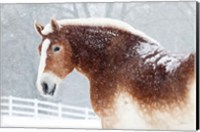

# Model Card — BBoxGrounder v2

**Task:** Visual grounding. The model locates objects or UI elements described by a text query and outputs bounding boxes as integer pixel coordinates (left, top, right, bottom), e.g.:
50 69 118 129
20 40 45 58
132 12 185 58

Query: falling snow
1 2 196 114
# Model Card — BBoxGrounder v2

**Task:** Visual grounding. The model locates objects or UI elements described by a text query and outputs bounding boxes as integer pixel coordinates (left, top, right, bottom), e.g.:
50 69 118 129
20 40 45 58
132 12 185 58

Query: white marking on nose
36 39 51 88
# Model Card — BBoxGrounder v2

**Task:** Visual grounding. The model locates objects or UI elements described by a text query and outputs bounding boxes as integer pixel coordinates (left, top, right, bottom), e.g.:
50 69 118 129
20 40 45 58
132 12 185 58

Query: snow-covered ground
1 116 101 128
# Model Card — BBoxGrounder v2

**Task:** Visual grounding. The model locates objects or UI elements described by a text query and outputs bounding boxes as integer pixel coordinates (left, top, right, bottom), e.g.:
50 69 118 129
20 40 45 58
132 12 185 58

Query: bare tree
121 3 127 20
82 3 91 17
105 3 114 17
72 4 79 18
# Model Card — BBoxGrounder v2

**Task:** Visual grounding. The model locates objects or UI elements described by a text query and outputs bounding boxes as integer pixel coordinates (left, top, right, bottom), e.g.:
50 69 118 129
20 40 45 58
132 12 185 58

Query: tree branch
82 3 91 17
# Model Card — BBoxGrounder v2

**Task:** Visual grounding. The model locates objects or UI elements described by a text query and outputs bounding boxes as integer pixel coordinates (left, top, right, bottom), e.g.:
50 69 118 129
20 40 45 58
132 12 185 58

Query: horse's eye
53 46 60 52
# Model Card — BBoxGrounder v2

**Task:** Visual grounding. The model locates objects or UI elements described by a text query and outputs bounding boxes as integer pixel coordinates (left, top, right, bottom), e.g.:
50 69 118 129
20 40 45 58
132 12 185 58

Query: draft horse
35 18 196 130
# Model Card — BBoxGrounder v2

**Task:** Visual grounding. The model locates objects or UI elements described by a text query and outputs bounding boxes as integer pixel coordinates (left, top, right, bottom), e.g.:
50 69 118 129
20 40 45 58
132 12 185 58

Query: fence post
34 99 38 118
58 103 62 118
8 96 12 116
85 108 89 120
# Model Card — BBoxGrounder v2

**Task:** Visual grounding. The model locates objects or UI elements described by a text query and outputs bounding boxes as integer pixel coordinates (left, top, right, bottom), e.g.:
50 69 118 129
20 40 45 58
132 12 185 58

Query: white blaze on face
36 39 63 96
36 39 51 93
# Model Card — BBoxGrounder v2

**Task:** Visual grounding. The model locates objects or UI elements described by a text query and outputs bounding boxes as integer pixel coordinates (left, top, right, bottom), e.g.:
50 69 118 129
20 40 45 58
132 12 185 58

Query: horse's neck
66 25 194 79
67 26 136 76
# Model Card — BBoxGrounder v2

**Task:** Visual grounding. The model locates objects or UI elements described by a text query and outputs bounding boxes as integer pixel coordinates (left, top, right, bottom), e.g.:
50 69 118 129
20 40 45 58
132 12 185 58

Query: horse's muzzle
36 72 62 97
41 82 56 96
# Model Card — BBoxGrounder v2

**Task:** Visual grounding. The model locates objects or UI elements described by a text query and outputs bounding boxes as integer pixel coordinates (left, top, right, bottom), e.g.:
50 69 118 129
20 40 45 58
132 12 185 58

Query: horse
34 18 196 130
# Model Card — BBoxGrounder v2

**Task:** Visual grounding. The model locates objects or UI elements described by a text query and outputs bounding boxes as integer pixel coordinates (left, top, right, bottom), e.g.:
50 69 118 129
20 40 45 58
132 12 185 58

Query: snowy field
1 116 101 128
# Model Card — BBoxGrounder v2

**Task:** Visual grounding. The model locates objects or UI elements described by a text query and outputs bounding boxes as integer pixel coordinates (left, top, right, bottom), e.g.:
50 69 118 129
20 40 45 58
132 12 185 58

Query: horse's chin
40 92 57 98
39 87 58 98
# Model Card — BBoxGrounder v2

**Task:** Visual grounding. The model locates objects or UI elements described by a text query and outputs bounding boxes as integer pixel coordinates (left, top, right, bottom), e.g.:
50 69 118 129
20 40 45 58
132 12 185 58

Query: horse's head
35 19 74 97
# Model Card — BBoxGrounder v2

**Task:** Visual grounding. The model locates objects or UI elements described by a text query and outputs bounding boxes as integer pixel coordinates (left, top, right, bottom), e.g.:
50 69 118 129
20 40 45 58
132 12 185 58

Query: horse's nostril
50 84 56 95
42 82 48 94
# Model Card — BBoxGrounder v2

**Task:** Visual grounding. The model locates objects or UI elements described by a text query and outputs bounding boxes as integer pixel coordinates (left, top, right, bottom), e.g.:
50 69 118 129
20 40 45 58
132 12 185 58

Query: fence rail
1 96 98 120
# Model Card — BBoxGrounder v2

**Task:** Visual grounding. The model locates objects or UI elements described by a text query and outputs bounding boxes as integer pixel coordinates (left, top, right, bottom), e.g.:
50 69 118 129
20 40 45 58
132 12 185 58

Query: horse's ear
51 18 60 31
34 22 44 36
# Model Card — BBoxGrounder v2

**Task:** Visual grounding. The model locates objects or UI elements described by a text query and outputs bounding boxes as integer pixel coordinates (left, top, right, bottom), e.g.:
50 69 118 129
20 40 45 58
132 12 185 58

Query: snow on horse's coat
35 18 196 130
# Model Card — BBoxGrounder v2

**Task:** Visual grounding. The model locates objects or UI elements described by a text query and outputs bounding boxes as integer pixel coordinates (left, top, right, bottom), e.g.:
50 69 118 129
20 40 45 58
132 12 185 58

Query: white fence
1 96 98 120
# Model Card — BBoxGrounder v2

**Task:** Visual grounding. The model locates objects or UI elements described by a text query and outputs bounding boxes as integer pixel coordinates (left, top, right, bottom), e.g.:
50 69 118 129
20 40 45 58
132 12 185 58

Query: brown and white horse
35 18 196 130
